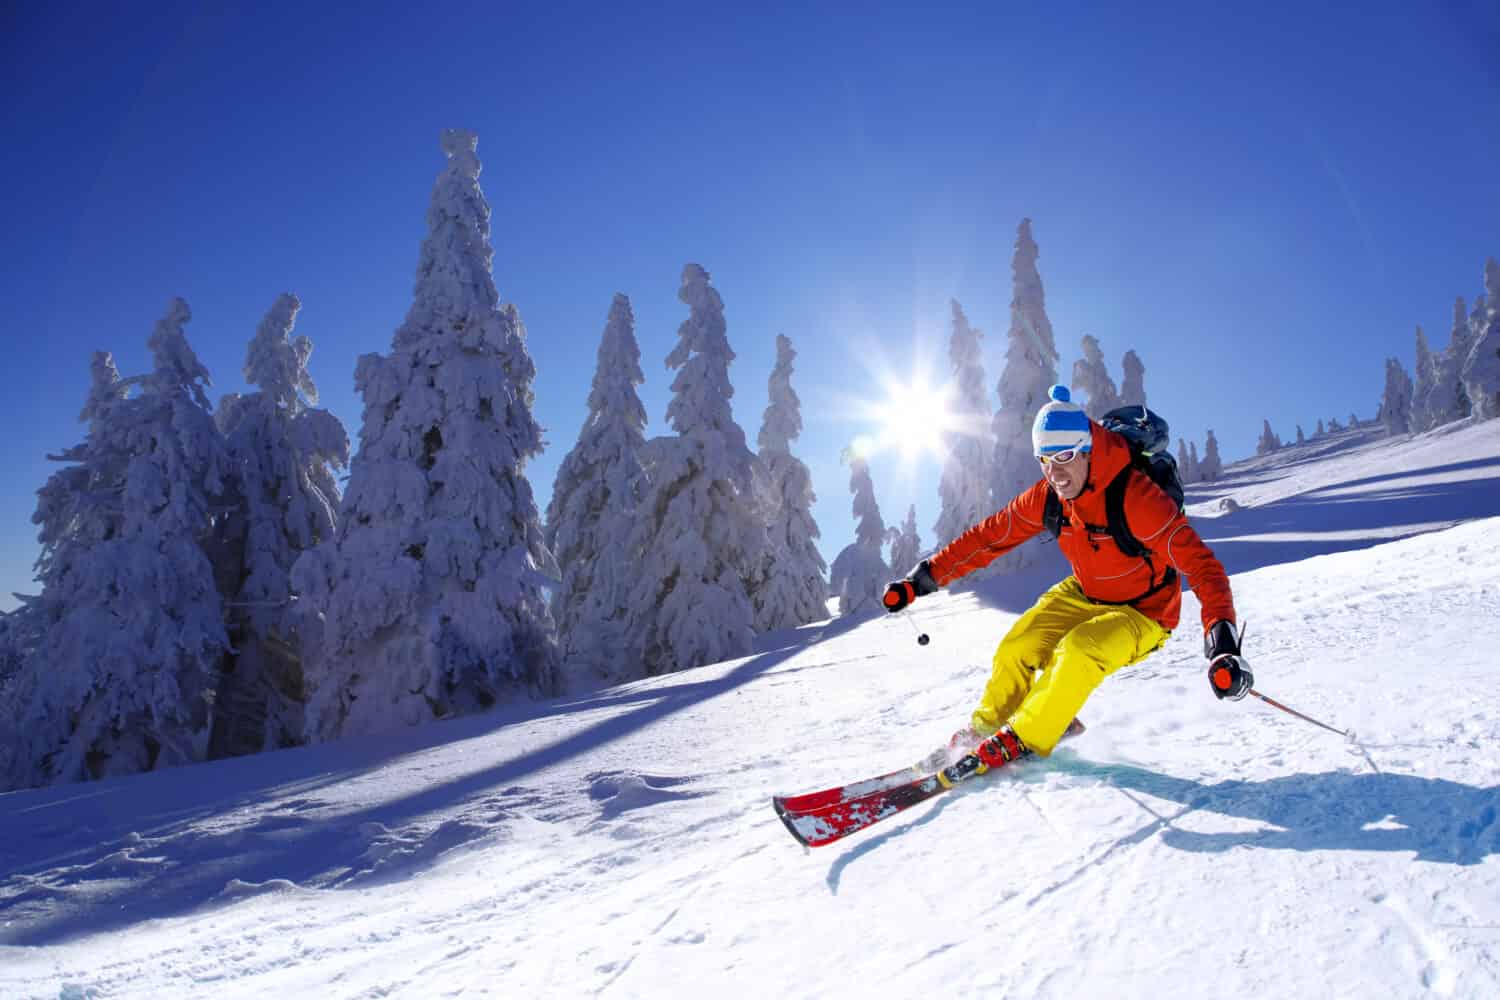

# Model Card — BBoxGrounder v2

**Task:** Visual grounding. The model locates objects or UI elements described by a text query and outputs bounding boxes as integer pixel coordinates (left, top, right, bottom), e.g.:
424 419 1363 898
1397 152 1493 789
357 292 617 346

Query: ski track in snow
2 420 1499 998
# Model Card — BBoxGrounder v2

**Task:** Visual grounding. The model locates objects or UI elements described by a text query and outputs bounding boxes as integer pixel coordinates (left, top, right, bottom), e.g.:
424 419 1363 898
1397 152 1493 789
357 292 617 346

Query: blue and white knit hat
1032 385 1092 457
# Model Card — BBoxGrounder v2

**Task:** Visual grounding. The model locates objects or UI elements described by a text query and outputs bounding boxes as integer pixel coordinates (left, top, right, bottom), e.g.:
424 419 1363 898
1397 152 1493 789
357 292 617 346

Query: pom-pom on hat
1032 385 1092 457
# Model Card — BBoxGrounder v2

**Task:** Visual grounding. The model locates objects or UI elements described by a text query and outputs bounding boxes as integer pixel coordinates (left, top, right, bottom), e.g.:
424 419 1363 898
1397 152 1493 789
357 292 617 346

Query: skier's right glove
882 560 939 614
1205 620 1253 700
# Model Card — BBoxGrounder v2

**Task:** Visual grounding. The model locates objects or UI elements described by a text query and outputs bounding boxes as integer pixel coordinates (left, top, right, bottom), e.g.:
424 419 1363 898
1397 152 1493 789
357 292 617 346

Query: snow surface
3 420 1499 998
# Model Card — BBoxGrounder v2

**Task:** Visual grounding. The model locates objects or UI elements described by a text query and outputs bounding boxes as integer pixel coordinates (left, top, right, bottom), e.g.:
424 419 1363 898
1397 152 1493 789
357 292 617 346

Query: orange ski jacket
927 422 1236 634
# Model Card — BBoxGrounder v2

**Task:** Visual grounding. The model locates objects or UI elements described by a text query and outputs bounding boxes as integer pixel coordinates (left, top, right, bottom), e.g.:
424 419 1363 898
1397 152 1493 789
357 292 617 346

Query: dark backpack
1042 405 1185 562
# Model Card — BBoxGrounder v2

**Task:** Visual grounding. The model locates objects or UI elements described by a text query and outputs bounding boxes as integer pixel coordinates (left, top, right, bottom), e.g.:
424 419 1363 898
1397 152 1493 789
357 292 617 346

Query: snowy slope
3 423 1499 999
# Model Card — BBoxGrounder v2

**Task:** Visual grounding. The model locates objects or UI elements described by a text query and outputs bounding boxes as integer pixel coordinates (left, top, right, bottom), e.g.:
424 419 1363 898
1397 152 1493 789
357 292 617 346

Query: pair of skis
772 720 1084 847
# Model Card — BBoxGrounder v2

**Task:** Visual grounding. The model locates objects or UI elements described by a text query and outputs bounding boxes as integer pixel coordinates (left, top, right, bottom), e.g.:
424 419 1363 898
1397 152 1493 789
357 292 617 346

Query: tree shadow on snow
1056 755 1500 866
1193 469 1500 577
0 615 869 947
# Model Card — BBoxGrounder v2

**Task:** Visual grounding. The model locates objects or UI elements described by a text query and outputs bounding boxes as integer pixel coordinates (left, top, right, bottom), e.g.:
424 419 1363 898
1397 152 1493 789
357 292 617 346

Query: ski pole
1248 688 1356 742
898 608 931 647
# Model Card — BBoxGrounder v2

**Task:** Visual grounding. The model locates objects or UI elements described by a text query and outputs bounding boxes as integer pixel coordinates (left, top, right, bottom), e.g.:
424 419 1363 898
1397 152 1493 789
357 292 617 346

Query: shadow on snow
0 612 868 947
1057 754 1500 867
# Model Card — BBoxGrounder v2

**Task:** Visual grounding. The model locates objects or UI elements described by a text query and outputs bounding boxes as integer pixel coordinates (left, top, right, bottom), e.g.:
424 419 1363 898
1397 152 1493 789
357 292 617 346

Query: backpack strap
1101 463 1179 605
1103 466 1146 558
1043 487 1065 537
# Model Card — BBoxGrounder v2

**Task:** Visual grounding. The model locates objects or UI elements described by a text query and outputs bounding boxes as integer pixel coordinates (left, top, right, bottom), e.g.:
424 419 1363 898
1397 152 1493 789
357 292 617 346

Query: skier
882 385 1248 771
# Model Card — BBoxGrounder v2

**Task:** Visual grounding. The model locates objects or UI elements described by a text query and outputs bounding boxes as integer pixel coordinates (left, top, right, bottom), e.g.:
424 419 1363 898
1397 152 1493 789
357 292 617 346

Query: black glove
882 560 939 614
1204 620 1253 700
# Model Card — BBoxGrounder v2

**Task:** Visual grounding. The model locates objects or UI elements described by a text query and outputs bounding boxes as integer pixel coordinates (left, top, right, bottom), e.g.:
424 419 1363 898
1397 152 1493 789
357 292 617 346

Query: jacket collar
1062 423 1130 516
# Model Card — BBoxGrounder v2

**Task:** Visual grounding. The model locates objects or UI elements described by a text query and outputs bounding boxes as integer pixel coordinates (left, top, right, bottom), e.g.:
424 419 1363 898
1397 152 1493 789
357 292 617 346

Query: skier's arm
1123 476 1237 631
926 480 1051 586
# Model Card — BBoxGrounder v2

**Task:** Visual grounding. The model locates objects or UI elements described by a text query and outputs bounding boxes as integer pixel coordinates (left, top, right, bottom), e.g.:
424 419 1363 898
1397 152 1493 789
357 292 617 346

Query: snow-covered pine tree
1200 431 1223 481
1348 412 1359 429
6 301 231 789
1119 349 1147 409
889 504 922 578
1412 325 1437 431
1176 439 1194 483
1070 334 1120 419
291 130 558 742
211 293 349 757
1295 424 1306 445
828 450 891 616
1256 419 1281 455
1316 418 1326 437
544 294 649 690
752 333 828 632
1429 297 1474 425
934 301 992 549
1461 259 1500 421
1382 357 1415 434
624 264 766 674
1188 440 1202 481
989 219 1057 571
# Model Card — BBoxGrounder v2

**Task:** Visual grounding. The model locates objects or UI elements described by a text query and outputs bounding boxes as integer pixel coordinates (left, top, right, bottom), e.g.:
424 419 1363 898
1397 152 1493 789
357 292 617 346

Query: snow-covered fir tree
829 451 890 616
1070 335 1120 419
211 293 349 757
1256 419 1282 455
544 294 649 690
1200 431 1223 481
1427 297 1474 426
1412 325 1437 432
1119 349 1147 409
933 301 992 549
1316 418 1326 437
989 219 1057 570
889 504 922 578
1349 413 1359 429
291 130 558 742
1295 424 1306 445
6 301 231 789
752 333 828 632
624 264 766 674
1176 439 1194 483
1188 440 1202 481
1461 259 1500 421
1382 357 1415 435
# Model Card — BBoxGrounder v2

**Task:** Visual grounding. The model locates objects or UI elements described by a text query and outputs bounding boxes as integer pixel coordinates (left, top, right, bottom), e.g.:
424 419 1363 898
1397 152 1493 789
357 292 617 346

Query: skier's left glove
1205 620 1253 701
882 560 939 614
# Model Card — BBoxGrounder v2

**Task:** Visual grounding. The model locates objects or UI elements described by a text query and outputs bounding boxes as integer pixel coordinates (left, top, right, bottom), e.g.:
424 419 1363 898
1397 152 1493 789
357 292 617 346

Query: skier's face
1040 449 1090 500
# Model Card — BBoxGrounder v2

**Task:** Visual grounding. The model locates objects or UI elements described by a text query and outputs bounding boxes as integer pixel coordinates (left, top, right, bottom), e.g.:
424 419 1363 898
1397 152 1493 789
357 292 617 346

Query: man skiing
882 385 1249 772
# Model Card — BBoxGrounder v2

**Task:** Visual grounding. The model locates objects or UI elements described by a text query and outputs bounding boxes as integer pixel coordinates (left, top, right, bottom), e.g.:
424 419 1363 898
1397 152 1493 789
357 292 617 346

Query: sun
873 376 954 464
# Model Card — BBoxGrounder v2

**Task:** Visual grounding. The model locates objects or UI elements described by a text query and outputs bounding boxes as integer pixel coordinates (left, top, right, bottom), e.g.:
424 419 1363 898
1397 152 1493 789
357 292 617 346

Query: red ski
772 720 1084 847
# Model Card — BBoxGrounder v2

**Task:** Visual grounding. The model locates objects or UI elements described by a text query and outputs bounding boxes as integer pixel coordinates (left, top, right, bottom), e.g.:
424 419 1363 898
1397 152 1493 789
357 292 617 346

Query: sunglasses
1037 448 1085 467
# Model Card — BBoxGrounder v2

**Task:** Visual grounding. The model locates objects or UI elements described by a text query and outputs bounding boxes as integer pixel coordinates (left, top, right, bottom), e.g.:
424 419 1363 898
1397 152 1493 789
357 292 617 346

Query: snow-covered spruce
1380 357 1415 436
889 504 922 579
988 218 1058 572
933 301 991 550
624 264 766 675
1119 348 1147 409
291 130 558 741
6 301 231 789
1070 334 1120 419
545 294 650 691
1199 430 1223 481
829 450 891 616
752 333 828 632
1461 259 1500 421
212 293 349 756
1257 419 1282 456
1421 297 1474 429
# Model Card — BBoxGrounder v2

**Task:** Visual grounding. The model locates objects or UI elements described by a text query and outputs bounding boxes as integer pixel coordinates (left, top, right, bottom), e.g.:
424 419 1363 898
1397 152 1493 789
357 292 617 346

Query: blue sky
3 1 1497 609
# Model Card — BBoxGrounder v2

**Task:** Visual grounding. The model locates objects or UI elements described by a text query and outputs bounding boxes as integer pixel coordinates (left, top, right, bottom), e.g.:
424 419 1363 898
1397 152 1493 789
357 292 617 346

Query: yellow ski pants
972 577 1170 755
